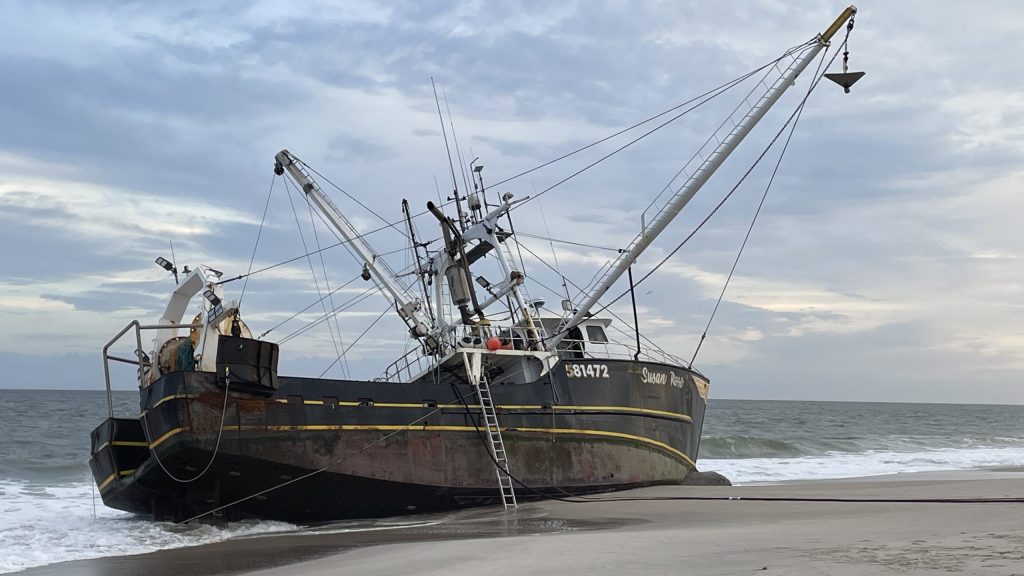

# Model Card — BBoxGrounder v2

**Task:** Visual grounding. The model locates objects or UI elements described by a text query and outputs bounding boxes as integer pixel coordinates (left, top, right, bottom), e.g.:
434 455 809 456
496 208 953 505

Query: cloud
0 295 75 313
3 0 1024 405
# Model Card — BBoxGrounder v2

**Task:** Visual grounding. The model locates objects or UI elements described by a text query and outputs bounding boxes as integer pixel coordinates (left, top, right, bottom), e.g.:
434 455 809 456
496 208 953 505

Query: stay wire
218 235 410 287
688 41 827 369
507 44 818 213
512 237 673 359
443 86 475 209
219 48 809 290
306 197 352 379
318 303 392 378
272 256 422 348
515 232 621 253
299 160 409 239
284 177 344 373
488 40 817 190
239 175 276 306
277 287 377 345
536 196 572 303
258 274 362 339
286 171 429 310
541 42 841 349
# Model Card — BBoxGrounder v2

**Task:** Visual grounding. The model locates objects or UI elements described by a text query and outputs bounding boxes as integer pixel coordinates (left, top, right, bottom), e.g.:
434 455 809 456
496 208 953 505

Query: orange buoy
486 337 502 351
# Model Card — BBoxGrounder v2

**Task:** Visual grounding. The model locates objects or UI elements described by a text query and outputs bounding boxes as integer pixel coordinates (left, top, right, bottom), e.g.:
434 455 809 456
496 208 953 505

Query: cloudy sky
2 1 1023 404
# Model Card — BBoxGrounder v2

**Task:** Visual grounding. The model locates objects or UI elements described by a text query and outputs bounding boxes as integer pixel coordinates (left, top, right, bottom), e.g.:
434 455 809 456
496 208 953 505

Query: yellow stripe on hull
149 423 692 467
97 469 137 492
261 398 691 422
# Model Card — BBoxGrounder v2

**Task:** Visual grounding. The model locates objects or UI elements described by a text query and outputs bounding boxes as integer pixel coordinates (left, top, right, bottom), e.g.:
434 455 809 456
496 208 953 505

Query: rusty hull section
92 358 706 522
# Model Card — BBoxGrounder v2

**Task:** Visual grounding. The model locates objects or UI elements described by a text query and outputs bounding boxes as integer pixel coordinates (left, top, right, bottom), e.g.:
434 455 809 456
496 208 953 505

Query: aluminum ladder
464 351 517 509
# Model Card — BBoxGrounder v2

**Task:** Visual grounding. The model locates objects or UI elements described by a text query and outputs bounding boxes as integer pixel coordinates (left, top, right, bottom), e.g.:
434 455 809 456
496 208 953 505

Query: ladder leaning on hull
462 350 517 509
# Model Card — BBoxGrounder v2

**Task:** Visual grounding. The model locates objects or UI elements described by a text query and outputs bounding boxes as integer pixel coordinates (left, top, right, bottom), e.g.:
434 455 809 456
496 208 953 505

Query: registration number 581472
565 364 610 379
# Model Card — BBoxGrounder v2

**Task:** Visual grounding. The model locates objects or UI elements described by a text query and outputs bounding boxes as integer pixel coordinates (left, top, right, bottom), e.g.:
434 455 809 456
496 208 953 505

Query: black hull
91 358 707 522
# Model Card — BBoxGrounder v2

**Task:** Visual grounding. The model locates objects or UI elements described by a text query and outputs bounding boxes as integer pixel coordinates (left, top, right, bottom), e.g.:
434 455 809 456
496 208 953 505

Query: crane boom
274 150 434 339
549 5 857 348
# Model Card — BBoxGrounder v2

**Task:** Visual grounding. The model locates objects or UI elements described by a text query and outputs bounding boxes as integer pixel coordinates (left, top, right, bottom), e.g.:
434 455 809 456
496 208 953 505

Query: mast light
155 257 173 272
155 256 179 285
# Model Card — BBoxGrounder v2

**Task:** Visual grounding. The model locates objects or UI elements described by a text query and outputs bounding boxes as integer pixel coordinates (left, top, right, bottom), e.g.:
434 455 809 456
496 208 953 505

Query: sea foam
700 445 1024 484
0 480 296 574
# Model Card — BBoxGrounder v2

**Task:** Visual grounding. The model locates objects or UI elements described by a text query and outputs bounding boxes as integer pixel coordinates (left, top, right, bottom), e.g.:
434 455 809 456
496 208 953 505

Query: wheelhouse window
585 325 608 343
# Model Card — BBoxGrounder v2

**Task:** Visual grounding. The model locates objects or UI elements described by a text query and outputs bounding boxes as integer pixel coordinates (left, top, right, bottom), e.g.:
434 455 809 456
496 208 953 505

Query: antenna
471 157 491 215
167 240 180 284
442 87 474 218
536 193 572 306
431 78 466 232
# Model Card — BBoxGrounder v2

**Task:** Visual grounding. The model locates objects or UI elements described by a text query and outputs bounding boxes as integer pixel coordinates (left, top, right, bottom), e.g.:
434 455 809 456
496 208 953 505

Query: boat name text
640 367 687 388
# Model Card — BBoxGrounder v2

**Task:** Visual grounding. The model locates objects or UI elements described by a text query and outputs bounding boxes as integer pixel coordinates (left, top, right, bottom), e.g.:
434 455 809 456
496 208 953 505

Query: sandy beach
17 469 1024 576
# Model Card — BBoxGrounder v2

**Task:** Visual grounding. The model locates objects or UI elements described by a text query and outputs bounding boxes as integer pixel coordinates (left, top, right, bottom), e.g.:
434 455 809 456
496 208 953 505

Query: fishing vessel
89 6 860 523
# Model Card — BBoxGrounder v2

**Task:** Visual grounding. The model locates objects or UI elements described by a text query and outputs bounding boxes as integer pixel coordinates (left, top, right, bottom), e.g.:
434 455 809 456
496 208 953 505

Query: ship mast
549 5 857 348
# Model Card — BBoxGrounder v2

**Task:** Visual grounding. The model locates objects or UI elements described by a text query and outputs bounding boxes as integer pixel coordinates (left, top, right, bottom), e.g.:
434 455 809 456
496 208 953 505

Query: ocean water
701 399 1024 482
3 391 1024 573
0 390 298 574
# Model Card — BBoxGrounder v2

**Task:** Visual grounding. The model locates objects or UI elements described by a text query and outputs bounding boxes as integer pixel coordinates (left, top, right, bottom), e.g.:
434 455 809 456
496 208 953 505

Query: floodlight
203 289 222 307
155 257 174 272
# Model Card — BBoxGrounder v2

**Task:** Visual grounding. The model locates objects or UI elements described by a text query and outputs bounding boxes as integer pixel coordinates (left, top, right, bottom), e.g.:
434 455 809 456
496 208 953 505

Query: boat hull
91 357 707 522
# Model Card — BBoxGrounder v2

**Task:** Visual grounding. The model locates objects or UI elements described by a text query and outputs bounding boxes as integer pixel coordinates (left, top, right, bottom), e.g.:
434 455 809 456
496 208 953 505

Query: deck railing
377 323 688 383
101 321 201 418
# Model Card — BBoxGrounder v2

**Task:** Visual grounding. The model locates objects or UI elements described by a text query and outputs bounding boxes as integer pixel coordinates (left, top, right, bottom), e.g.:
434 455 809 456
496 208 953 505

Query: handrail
103 321 141 419
102 321 202 419
377 322 691 384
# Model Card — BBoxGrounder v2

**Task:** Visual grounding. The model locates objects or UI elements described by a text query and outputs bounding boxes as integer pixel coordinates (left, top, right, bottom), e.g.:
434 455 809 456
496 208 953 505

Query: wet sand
21 470 1024 576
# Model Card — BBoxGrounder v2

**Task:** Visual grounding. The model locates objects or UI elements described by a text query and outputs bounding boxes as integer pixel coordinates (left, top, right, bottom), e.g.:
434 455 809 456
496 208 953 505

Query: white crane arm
274 150 433 339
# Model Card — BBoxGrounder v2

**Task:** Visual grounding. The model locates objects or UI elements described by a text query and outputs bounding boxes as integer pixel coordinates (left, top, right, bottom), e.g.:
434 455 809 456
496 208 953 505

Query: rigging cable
258 273 362 339
218 50 811 290
306 195 352 378
540 42 841 349
507 43 819 213
536 194 572 304
488 39 817 190
432 77 467 231
688 38 826 369
512 237 676 360
283 177 345 375
277 287 378 345
141 380 231 484
219 236 411 287
443 86 475 210
299 160 409 240
238 175 276 305
516 231 621 253
318 303 392 378
274 253 427 346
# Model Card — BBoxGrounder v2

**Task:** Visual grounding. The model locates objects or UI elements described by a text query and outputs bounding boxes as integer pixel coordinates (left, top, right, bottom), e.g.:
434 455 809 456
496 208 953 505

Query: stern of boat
89 417 152 512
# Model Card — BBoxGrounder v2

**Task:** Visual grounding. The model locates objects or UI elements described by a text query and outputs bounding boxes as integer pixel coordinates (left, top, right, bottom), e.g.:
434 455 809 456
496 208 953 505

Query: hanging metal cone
825 71 865 93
